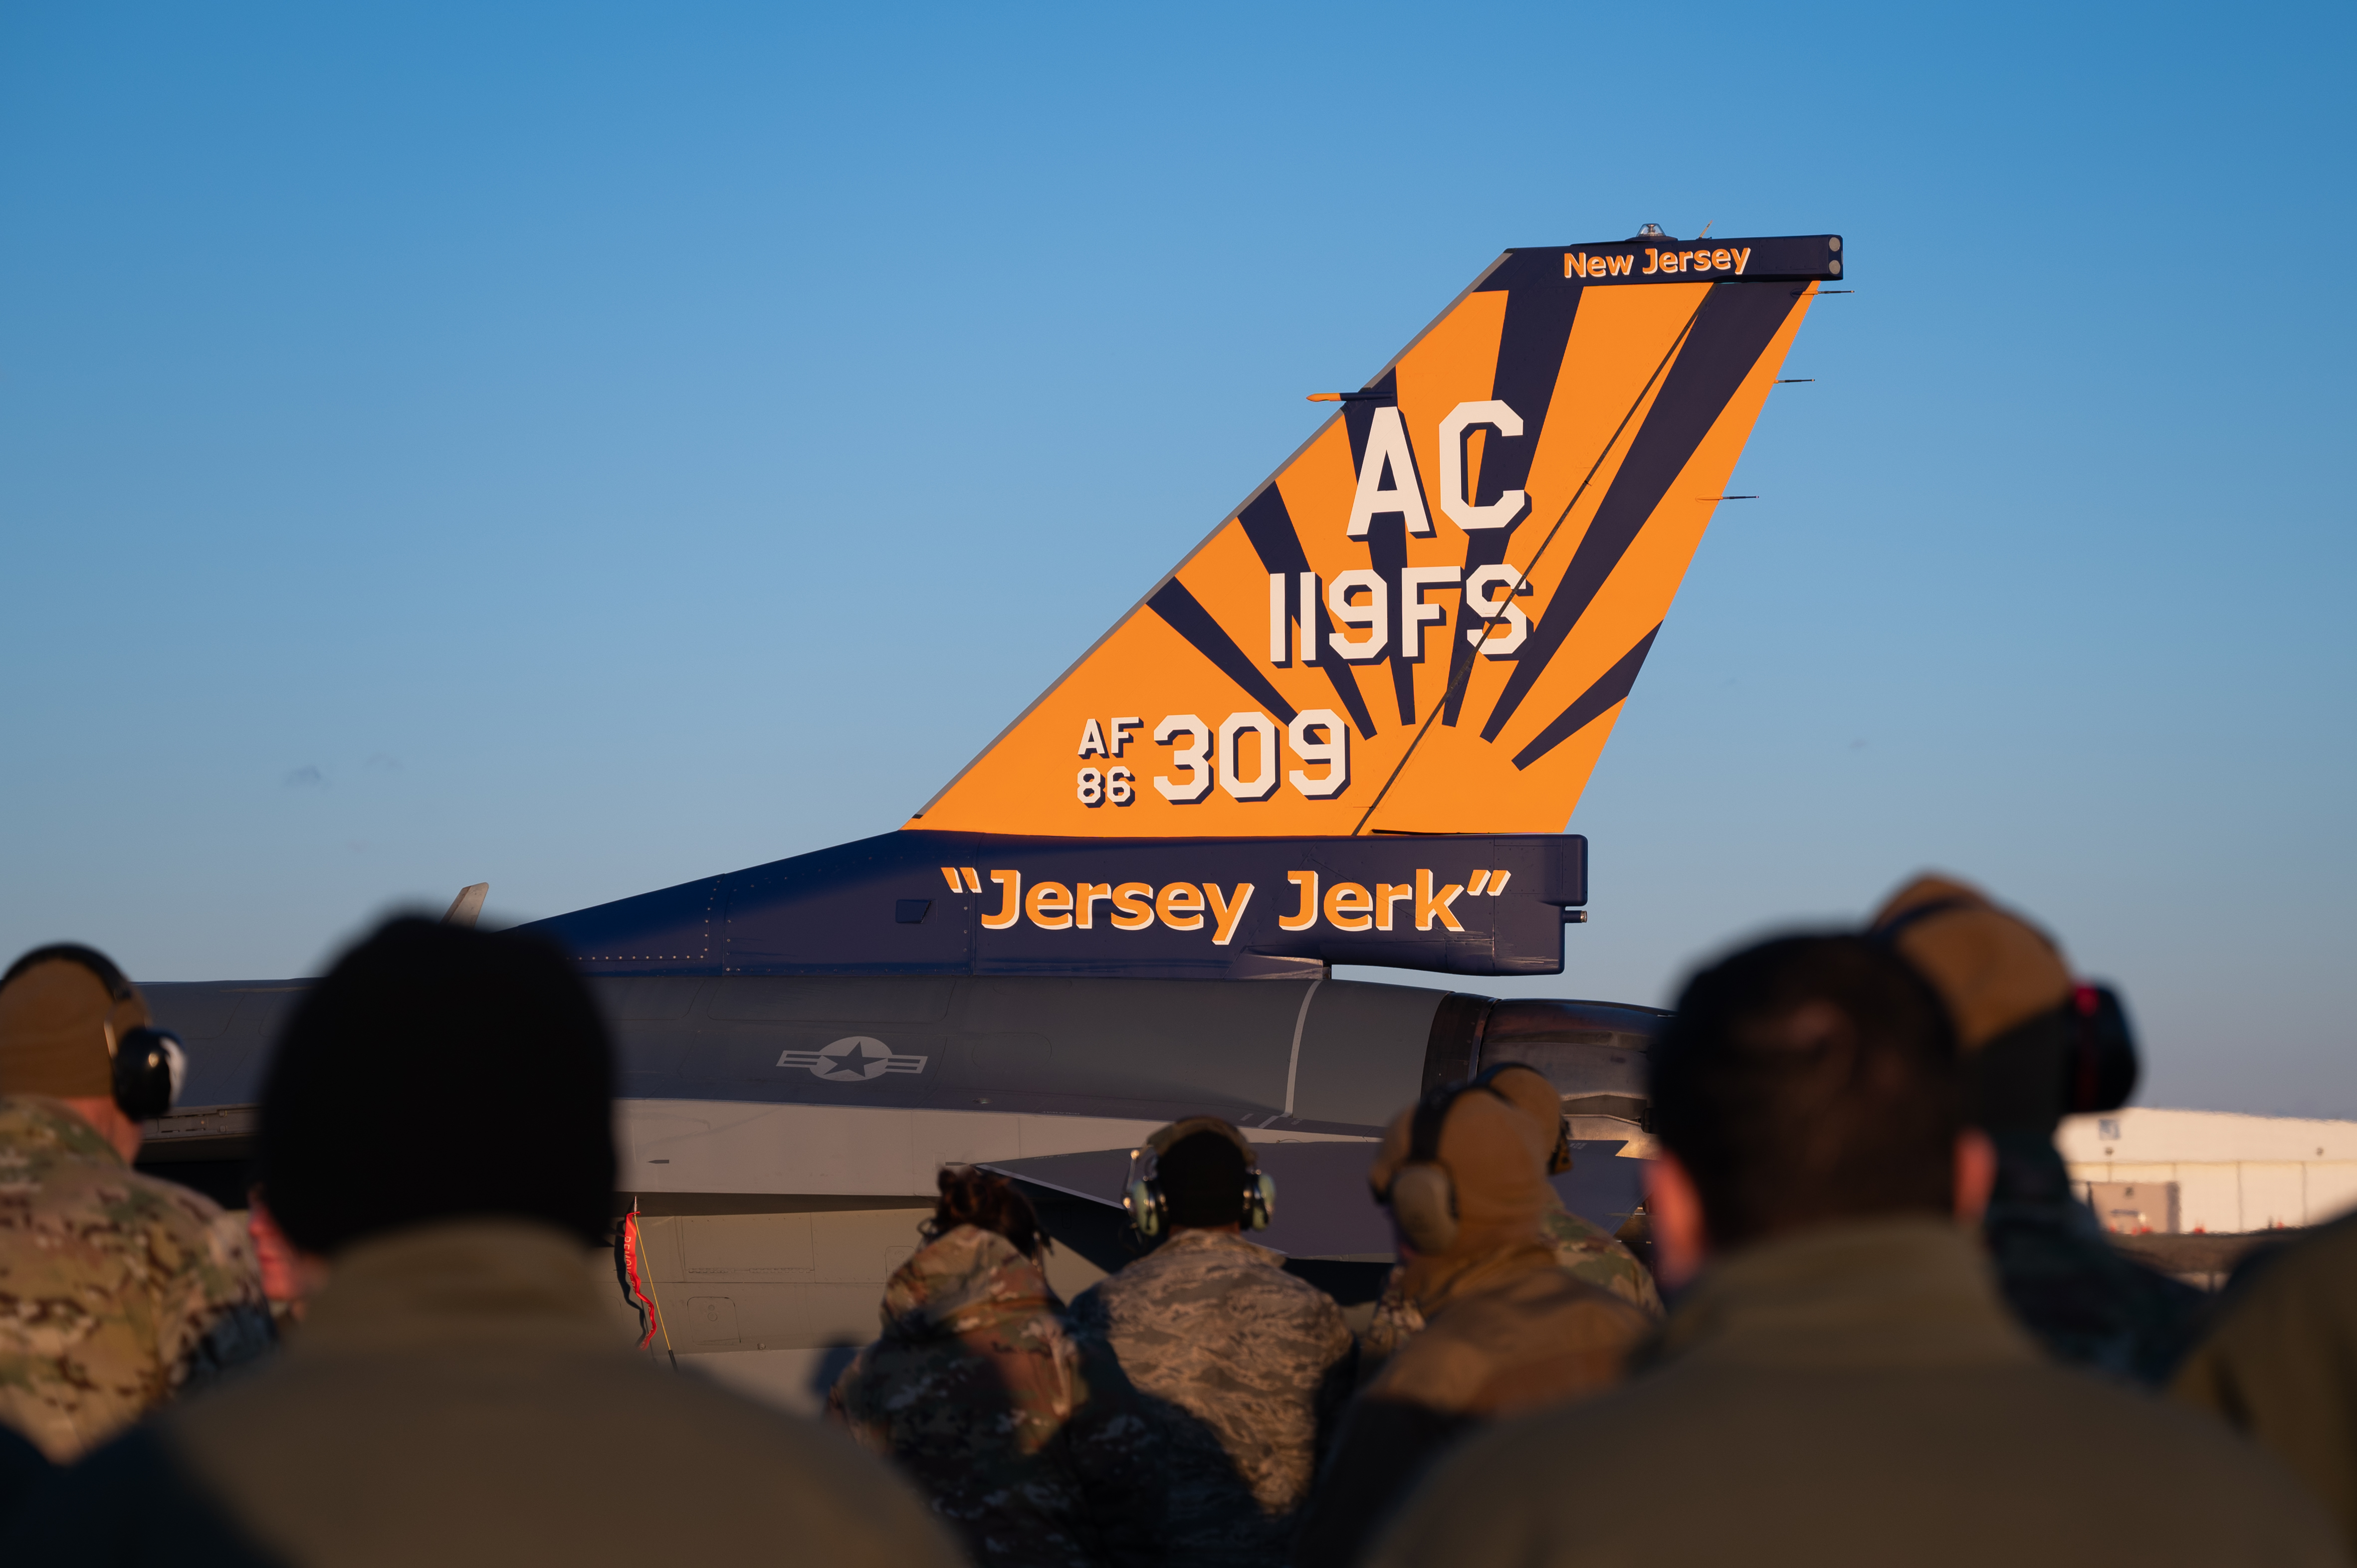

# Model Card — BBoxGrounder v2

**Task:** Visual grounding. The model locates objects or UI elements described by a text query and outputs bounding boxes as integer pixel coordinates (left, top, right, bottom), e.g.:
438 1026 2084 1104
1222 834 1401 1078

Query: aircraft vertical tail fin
912 234 1843 839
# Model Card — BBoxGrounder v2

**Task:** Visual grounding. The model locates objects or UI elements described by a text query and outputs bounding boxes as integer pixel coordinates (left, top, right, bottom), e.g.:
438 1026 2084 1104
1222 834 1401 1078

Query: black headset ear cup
111 1027 184 1121
2067 985 2138 1115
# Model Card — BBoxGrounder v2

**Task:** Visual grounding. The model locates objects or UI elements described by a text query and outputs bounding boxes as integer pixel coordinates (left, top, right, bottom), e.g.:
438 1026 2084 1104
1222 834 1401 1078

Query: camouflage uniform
0 1096 272 1461
830 1224 1164 1568
1066 1227 1354 1568
1983 1132 2205 1386
1360 1200 1661 1372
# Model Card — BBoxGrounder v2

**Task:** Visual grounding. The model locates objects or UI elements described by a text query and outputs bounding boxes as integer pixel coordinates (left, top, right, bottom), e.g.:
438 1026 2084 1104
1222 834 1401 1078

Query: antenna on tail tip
1306 390 1396 404
442 883 489 928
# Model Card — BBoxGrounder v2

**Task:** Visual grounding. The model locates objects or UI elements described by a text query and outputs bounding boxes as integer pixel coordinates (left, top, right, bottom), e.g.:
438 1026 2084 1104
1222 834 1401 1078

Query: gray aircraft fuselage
134 971 1658 1408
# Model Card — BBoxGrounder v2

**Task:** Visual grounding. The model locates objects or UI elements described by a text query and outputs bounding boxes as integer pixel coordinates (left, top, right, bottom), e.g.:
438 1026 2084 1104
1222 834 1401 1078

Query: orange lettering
1279 870 1319 931
1027 881 1073 930
1324 882 1373 931
1074 882 1113 929
1157 882 1205 931
1376 882 1414 931
1203 883 1255 947
981 870 1022 930
1111 881 1156 930
1641 248 1659 274
1415 868 1465 932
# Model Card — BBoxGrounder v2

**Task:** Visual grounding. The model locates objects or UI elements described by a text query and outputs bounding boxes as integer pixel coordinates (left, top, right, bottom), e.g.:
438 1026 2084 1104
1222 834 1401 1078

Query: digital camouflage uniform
830 1224 1164 1568
1359 1201 1661 1372
0 1096 272 1461
1984 1132 2205 1386
1066 1227 1355 1568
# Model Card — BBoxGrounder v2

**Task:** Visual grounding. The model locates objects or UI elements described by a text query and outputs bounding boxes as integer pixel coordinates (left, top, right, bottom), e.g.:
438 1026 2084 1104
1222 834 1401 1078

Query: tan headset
1375 1082 1513 1255
1867 899 2140 1115
1122 1116 1276 1240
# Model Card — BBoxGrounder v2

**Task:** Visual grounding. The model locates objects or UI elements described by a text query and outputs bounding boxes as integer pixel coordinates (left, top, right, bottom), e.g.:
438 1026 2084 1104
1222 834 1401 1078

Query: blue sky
3 2 2350 1115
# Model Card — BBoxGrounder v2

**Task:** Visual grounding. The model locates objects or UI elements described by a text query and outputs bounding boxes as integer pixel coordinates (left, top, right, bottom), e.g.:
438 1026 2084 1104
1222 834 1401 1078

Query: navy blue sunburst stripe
1481 283 1802 744
1510 625 1659 770
1235 484 1379 740
1147 578 1299 727
1442 284 1583 726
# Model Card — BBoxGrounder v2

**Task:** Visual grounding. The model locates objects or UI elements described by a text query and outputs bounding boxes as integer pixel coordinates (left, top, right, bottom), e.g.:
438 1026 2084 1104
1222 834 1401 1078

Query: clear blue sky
3 2 2350 1116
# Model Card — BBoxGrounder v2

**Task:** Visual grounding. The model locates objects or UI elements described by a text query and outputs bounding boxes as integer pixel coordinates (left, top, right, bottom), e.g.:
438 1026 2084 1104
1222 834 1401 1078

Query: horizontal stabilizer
984 1139 1647 1260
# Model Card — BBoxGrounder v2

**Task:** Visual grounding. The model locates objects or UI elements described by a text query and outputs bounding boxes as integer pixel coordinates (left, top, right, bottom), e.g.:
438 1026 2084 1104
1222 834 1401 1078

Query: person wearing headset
1065 1118 1353 1568
1291 1084 1653 1568
0 945 272 1461
1357 931 2340 1568
1870 875 2202 1386
1357 1062 1663 1380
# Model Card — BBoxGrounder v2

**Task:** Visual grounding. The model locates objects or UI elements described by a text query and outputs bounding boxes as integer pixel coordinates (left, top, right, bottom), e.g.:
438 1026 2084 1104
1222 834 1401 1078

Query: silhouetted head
1158 1128 1256 1229
257 917 615 1256
923 1165 1046 1258
1653 933 1962 1252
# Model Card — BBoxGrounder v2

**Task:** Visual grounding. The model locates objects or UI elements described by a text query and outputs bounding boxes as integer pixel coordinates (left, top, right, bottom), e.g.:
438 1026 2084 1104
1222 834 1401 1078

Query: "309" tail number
1076 711 1347 806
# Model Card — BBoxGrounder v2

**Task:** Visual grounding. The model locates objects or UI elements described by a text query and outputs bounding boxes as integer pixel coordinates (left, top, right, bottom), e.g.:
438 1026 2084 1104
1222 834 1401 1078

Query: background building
2060 1109 2357 1234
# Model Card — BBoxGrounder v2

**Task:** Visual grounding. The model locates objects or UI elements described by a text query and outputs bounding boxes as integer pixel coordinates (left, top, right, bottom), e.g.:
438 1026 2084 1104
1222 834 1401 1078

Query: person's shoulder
1358 1396 1645 1567
2023 1365 2345 1559
119 1166 244 1247
2017 1356 2330 1488
188 1345 952 1522
1075 1245 1171 1312
0 1424 285 1567
2232 1210 2357 1302
1250 1252 1346 1314
1470 1264 1655 1343
578 1361 964 1552
0 1154 249 1295
24 1150 230 1231
1083 1233 1222 1301
2175 1216 2357 1408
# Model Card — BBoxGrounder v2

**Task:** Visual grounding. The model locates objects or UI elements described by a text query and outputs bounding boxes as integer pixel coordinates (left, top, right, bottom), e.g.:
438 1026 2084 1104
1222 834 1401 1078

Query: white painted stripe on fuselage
615 1098 1372 1197
1283 978 1324 1119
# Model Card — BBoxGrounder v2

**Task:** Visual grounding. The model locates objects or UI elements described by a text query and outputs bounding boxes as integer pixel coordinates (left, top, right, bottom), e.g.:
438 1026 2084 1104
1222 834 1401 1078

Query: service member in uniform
1871 875 2203 1383
1295 1084 1652 1568
2174 1211 2357 1555
2 918 959 1568
1363 934 2343 1568
0 945 271 1461
1358 1061 1660 1374
1067 1117 1354 1568
832 1165 1164 1568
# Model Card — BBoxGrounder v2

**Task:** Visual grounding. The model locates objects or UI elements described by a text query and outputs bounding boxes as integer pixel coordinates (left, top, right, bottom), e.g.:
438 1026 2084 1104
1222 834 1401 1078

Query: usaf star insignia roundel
778 1036 929 1082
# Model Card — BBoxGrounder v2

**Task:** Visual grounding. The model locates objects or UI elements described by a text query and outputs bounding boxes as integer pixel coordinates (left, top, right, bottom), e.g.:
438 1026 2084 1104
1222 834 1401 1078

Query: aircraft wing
984 1136 1647 1262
